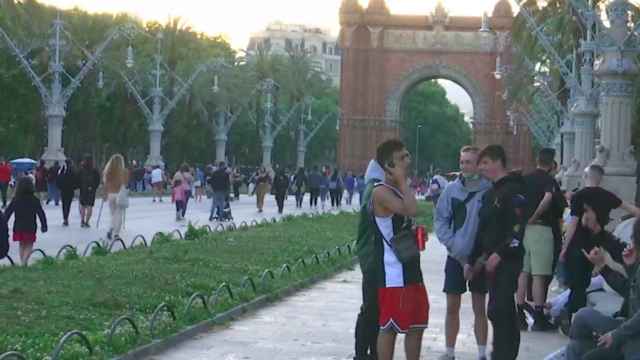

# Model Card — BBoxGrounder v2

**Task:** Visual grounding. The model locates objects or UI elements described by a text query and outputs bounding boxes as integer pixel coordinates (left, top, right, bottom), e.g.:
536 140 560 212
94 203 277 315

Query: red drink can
416 225 426 251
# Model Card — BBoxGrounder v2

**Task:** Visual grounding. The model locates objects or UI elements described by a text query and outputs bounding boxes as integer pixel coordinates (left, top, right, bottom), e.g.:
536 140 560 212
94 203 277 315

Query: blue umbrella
10 158 38 175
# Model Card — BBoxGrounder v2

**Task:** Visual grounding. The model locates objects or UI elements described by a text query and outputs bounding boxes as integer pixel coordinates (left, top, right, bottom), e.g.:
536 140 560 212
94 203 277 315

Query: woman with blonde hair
103 154 129 242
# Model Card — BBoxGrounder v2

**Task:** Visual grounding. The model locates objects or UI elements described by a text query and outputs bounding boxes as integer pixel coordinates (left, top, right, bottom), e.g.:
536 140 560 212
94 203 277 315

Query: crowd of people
354 139 640 360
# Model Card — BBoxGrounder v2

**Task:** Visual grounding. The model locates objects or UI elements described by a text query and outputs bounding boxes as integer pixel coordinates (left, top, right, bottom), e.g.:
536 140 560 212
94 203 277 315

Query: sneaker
517 305 529 331
438 354 455 360
107 230 112 241
531 317 558 332
558 309 572 336
63 220 69 227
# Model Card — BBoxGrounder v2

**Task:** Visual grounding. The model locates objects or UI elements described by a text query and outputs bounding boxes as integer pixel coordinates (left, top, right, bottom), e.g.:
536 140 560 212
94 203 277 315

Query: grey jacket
435 176 491 264
612 261 640 351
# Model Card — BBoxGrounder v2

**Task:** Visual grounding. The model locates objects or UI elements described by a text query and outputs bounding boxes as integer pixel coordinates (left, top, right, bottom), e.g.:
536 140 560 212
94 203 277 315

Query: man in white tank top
371 139 429 360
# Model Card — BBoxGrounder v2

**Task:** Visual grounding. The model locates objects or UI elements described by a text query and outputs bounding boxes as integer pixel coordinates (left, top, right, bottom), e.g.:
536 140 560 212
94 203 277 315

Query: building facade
247 22 341 87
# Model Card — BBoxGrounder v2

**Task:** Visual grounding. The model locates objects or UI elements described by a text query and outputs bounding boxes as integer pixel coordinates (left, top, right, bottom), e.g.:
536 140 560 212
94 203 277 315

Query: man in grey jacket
435 146 492 360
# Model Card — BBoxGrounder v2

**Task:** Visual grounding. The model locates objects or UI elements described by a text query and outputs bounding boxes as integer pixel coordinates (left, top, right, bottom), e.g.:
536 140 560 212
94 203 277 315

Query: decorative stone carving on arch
384 62 489 126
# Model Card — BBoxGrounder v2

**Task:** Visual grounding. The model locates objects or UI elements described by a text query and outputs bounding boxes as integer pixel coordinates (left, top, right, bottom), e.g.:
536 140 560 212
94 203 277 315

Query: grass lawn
0 202 433 359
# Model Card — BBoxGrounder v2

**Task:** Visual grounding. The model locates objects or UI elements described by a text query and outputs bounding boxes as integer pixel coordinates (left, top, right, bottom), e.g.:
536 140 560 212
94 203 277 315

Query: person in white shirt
150 166 164 202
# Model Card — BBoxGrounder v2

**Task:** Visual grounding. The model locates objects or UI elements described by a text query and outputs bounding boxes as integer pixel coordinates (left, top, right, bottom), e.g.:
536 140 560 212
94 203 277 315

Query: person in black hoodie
56 159 78 227
5 177 47 265
78 155 101 228
273 167 290 214
465 145 526 360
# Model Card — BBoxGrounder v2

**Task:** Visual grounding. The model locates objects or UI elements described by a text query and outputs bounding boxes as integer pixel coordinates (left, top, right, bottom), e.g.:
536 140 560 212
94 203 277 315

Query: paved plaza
0 193 349 265
147 234 568 360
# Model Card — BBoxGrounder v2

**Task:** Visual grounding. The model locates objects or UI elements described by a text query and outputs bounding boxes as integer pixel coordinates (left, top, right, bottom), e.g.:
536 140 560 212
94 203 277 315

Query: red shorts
378 283 429 333
13 231 36 243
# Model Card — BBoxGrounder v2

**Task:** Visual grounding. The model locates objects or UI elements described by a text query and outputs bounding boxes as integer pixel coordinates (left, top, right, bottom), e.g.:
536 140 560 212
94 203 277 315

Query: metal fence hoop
82 241 103 257
107 238 127 253
0 352 27 360
107 315 140 347
311 253 321 265
333 246 342 257
278 264 292 277
226 222 237 231
215 224 225 232
239 221 249 230
3 255 15 266
170 229 184 240
209 282 235 308
271 217 278 224
250 220 259 227
240 276 257 294
201 225 213 233
55 245 77 260
24 248 49 266
149 303 177 339
292 258 307 272
260 218 269 225
49 330 93 359
184 292 211 317
151 232 166 243
259 269 275 287
129 235 148 248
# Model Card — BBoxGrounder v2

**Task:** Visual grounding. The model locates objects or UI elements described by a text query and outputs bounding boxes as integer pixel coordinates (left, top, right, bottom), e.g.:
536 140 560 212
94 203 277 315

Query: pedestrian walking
232 168 244 201
273 167 289 214
307 166 321 209
56 160 78 227
102 154 129 242
0 158 11 208
208 162 230 221
46 161 61 206
293 167 307 209
172 178 187 221
174 164 194 218
345 171 355 206
78 155 100 228
34 160 48 201
4 177 47 265
357 174 366 206
434 146 491 360
195 166 205 202
150 166 164 202
466 145 527 360
329 168 344 208
319 167 330 210
255 167 271 213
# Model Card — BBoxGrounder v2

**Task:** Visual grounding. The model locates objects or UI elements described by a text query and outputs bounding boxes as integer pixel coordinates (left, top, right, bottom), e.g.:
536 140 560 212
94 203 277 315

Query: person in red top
0 158 12 208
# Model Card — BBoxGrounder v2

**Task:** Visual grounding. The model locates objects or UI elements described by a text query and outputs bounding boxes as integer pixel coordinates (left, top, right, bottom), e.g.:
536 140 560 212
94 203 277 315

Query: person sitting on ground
565 208 640 360
4 177 47 265
560 165 640 329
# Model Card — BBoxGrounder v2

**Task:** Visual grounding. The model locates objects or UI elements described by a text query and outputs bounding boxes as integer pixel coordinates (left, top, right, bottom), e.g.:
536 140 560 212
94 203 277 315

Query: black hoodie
469 173 527 266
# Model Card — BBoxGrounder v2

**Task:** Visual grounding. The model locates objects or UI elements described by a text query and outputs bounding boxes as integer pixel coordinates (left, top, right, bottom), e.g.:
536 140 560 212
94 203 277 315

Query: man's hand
485 253 502 273
582 247 606 268
623 244 638 266
464 264 474 281
527 217 537 225
597 332 614 348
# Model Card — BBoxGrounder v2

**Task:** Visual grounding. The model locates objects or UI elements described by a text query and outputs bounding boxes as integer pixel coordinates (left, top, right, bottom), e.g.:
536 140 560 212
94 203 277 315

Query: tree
400 80 471 173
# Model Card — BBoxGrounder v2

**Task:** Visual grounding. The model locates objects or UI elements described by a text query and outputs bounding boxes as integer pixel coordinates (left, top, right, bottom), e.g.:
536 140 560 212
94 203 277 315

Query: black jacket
273 173 290 194
0 211 9 259
5 196 47 233
78 167 100 194
469 174 526 265
57 167 79 194
208 169 230 192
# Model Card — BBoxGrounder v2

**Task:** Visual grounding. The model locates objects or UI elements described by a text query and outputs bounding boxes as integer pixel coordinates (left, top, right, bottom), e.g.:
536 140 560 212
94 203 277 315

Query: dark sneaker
518 306 529 331
107 231 112 240
531 318 558 332
558 309 572 336
63 220 69 227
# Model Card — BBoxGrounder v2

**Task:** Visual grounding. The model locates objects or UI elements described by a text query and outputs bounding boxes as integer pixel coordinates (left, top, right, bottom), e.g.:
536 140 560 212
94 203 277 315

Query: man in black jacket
465 145 526 360
208 162 230 221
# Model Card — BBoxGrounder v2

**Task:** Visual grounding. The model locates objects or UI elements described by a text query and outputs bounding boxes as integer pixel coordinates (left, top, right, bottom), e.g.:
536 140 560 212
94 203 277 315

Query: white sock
446 347 455 357
478 345 487 358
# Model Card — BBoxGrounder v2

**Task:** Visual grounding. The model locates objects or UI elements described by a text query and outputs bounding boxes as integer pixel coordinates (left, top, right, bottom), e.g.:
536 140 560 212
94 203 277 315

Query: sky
37 0 517 120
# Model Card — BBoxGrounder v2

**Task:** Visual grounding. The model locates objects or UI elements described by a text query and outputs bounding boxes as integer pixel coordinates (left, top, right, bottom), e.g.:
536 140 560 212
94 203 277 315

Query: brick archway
337 0 534 173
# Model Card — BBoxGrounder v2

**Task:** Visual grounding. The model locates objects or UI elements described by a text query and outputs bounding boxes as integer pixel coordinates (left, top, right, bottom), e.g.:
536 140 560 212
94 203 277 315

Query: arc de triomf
337 0 534 173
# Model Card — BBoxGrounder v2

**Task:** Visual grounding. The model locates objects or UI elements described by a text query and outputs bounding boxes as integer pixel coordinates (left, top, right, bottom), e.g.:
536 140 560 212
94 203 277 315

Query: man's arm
529 192 553 224
373 183 417 218
434 186 455 249
619 202 640 217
